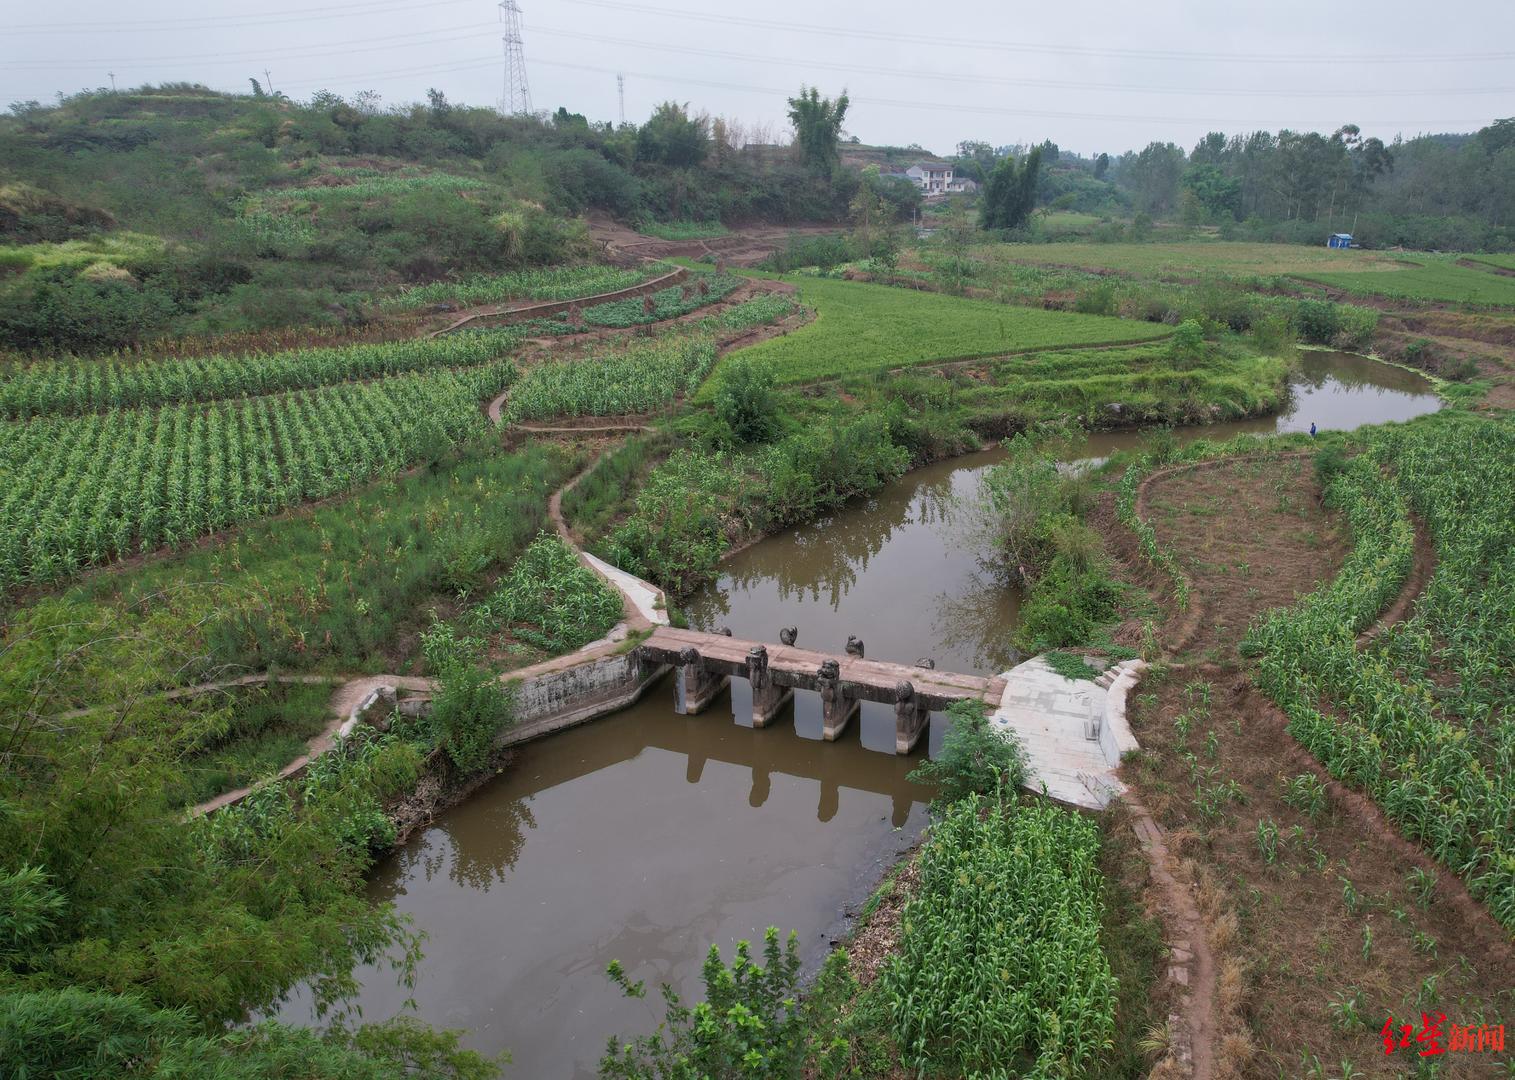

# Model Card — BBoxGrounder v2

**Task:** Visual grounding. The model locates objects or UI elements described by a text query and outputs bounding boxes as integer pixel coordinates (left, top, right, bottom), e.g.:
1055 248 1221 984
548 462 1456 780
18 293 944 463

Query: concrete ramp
990 657 1144 810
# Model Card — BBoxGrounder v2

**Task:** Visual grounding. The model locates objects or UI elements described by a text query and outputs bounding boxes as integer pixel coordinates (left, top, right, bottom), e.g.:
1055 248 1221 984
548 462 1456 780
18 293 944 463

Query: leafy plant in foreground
598 928 853 1080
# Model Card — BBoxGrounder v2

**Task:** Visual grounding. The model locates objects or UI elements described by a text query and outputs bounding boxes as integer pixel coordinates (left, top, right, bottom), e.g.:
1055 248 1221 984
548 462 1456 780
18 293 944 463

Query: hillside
0 85 854 352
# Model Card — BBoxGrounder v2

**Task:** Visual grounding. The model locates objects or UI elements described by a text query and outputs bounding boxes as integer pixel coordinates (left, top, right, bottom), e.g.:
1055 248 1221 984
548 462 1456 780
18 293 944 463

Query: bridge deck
641 626 1005 708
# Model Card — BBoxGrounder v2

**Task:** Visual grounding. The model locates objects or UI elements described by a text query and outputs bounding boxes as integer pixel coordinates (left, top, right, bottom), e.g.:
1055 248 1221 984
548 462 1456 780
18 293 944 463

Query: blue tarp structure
1327 233 1354 249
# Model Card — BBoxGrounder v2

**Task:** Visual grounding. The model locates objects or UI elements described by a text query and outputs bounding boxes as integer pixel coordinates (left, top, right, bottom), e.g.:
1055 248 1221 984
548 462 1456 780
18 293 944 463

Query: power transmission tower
498 0 532 116
617 73 625 125
107 72 116 92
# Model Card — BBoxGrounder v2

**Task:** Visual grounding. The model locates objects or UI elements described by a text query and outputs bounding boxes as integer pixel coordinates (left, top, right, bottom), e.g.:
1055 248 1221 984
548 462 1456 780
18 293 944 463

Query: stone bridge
639 626 1006 754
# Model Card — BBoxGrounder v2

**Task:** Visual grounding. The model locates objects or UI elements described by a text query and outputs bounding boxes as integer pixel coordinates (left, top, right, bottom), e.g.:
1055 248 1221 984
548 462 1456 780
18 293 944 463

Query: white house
905 163 954 193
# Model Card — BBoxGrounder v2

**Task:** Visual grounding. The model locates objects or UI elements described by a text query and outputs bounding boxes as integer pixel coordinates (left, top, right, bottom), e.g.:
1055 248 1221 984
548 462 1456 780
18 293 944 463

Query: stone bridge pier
641 626 1004 756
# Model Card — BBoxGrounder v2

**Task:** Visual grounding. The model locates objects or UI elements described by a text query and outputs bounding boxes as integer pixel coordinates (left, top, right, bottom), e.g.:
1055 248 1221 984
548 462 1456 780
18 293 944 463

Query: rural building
906 163 955 193
1327 233 1355 249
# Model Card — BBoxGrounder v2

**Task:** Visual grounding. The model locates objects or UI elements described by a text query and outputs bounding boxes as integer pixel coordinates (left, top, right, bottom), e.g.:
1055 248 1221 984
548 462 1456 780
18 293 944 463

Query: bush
599 928 854 1080
1168 318 1206 369
420 622 514 772
712 356 781 444
907 700 1026 803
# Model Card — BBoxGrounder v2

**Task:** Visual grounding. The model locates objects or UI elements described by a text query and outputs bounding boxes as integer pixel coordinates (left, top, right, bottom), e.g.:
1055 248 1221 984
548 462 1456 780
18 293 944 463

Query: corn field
1247 419 1515 930
505 337 717 422
0 362 514 588
0 334 517 418
468 534 623 653
384 266 655 311
878 795 1117 1077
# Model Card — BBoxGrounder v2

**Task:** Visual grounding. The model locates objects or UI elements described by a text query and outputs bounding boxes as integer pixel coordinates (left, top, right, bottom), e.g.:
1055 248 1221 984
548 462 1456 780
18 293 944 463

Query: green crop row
705 291 797 331
0 363 513 588
1246 417 1515 930
1465 253 1515 272
504 336 716 422
382 265 655 311
467 534 623 653
0 333 518 418
878 796 1117 1076
711 275 1170 390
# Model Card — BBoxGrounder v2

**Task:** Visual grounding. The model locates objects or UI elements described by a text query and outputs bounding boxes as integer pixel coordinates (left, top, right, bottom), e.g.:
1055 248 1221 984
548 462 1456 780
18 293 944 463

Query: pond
278 350 1439 1076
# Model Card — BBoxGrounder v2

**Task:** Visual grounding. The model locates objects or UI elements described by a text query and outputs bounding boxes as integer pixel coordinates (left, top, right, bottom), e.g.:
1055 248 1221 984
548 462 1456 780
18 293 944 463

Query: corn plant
1256 817 1282 864
0 362 514 588
878 795 1116 1077
504 336 717 422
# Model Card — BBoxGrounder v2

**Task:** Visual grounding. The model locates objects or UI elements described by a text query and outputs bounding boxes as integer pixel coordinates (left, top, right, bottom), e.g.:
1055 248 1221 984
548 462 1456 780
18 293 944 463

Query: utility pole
498 0 532 116
263 68 274 95
617 73 625 125
107 72 116 92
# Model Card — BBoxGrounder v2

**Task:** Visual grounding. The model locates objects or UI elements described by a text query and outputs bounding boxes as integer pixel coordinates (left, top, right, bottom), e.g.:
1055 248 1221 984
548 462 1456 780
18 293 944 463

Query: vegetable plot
468 534 624 653
0 363 514 587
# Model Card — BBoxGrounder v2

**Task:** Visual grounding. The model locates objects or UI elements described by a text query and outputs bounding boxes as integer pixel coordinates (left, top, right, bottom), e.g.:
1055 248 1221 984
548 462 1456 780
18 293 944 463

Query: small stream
276 351 1439 1077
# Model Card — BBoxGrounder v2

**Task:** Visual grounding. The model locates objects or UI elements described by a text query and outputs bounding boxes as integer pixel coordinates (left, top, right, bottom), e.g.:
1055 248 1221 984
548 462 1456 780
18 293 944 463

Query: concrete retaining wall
500 652 669 747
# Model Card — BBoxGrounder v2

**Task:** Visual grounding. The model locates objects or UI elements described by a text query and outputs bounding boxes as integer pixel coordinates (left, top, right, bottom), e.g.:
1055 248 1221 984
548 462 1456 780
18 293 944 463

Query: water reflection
691 351 1439 677
687 452 1023 674
279 678 929 1079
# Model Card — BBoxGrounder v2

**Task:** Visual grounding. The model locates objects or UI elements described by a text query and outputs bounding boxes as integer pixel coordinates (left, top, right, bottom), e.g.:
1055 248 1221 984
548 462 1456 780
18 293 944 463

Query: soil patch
1137 454 1350 663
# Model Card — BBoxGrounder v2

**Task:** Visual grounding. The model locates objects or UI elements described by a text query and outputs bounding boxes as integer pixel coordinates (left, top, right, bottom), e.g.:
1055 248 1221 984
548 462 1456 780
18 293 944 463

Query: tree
979 147 1042 231
1180 162 1241 222
1093 152 1110 180
635 101 709 169
1125 141 1186 214
786 86 849 176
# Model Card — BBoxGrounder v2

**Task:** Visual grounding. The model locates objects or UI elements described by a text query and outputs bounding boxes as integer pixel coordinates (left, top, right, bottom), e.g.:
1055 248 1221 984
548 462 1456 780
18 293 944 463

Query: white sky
3 0 1514 157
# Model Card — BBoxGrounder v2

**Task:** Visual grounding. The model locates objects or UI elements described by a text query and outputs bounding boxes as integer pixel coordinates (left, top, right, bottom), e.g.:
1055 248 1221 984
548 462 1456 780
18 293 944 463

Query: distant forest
949 119 1515 251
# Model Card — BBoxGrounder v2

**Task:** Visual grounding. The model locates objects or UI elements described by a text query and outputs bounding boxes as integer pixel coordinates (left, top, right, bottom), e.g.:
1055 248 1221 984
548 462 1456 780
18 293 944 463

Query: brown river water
275 351 1438 1077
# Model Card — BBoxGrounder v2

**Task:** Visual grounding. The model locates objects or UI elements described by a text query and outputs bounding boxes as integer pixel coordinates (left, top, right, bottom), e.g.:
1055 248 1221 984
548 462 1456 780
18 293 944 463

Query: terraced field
712 275 1170 388
1297 260 1515 305
992 241 1404 278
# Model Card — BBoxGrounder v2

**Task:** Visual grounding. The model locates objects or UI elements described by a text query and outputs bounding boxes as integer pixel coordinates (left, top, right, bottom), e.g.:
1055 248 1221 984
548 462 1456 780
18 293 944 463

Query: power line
6 0 477 34
13 21 1515 101
555 0 1515 66
1 25 501 69
523 25 1515 99
258 54 1501 128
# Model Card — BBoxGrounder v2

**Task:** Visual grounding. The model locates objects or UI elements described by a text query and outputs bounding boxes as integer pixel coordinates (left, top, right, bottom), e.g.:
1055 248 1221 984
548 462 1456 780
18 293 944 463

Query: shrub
907 700 1026 803
420 621 514 773
1168 318 1206 369
712 355 780 444
599 928 854 1080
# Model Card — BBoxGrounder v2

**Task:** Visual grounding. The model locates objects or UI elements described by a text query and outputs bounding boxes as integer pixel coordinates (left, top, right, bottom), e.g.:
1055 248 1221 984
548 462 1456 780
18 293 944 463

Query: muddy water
292 693 927 1078
287 350 1437 1076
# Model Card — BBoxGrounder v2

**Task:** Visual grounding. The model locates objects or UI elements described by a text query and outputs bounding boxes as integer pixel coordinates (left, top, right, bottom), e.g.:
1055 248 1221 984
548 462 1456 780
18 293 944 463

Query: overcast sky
4 0 1514 157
